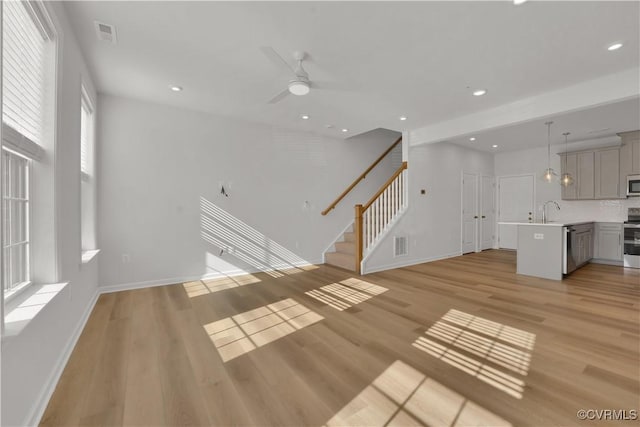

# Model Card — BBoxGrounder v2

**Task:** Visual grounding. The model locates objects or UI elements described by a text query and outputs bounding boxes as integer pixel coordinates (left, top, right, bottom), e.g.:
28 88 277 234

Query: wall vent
394 236 408 257
94 21 117 44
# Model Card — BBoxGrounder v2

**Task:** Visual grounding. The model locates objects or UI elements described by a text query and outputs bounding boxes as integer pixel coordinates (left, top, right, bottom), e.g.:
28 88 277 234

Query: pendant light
560 132 574 187
541 121 557 183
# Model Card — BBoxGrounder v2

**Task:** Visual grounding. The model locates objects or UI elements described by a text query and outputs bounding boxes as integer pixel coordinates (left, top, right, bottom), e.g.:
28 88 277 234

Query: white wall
363 142 494 273
97 95 396 288
495 142 640 223
1 2 99 426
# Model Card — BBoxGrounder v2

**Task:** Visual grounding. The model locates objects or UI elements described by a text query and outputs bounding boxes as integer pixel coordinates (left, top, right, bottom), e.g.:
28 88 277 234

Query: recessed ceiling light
469 137 476 141
513 0 528 5
341 128 349 133
607 43 623 51
301 114 310 120
492 144 498 148
399 116 408 121
473 89 487 97
169 85 183 92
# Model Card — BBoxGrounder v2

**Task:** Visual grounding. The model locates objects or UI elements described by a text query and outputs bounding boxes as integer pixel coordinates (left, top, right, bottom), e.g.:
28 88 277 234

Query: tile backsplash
547 198 640 223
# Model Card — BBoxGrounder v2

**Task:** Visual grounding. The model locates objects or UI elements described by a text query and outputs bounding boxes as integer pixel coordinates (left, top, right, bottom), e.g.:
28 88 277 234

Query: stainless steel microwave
628 174 640 197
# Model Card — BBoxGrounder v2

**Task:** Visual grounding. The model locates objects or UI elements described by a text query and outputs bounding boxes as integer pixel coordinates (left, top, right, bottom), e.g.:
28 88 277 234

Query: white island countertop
498 220 596 227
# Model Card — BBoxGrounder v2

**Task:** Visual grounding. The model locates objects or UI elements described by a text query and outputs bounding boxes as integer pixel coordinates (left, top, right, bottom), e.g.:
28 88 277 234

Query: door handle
482 215 486 219
474 216 478 219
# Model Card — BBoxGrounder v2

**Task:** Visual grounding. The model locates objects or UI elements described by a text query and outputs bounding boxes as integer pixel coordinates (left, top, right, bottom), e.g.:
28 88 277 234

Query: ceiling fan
260 47 316 104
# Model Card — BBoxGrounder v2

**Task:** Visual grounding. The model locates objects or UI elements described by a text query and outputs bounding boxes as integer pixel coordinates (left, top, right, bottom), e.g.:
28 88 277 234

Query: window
2 150 30 299
80 87 97 256
2 0 53 300
80 93 91 178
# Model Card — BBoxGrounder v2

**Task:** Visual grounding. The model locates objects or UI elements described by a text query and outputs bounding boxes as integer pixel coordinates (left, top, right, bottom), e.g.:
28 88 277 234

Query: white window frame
2 0 56 305
80 86 93 181
80 84 97 260
2 149 31 302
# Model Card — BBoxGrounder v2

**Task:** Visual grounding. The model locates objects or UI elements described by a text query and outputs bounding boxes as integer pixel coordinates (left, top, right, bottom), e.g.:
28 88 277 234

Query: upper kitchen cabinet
561 153 578 200
619 131 640 197
594 148 620 199
560 146 621 200
577 151 595 199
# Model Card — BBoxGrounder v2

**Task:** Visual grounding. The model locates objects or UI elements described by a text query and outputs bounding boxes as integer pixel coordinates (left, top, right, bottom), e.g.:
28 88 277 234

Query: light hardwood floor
41 250 639 426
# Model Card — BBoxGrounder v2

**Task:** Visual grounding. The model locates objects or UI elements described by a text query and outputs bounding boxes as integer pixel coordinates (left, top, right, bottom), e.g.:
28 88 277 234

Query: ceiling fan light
288 80 310 96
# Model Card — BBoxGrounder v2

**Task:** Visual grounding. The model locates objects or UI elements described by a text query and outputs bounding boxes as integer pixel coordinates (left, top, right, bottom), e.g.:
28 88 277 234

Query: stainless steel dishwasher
563 223 594 275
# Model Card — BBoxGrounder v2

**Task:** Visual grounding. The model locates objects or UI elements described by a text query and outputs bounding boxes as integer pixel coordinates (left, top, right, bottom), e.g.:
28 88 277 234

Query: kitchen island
498 221 594 280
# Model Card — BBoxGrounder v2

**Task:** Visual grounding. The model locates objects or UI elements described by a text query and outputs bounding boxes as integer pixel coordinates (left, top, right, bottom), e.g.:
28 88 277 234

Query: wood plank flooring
41 250 640 426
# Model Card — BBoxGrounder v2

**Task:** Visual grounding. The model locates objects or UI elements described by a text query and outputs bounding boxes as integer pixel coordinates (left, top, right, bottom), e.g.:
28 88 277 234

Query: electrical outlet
534 233 544 240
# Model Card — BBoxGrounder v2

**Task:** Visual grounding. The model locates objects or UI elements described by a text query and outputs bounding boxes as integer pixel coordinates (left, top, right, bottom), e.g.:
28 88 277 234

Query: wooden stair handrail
321 136 402 216
362 162 407 211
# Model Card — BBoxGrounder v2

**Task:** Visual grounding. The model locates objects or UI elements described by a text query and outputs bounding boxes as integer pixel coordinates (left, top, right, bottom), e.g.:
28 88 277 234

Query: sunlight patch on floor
203 298 323 362
325 360 512 426
412 310 535 399
305 278 388 311
182 273 261 297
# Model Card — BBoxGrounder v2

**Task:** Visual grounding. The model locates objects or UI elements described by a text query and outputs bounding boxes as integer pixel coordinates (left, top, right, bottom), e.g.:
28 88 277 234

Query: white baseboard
362 251 462 274
98 260 323 295
26 287 99 427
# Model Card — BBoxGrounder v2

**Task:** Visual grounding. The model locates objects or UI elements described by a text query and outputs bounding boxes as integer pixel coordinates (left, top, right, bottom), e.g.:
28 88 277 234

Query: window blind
2 0 47 147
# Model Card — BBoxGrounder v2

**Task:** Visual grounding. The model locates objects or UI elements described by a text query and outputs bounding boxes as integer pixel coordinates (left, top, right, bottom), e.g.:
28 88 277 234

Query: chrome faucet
542 200 560 224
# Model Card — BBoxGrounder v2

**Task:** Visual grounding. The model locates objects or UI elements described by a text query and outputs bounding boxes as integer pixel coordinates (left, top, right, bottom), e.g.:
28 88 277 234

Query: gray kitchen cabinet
560 146 622 200
594 223 623 263
619 131 640 197
594 148 620 199
561 153 577 200
577 151 594 199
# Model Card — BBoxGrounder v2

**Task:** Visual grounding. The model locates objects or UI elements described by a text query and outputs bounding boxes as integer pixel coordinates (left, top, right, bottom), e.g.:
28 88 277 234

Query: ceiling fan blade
267 88 290 104
311 80 351 91
260 46 295 75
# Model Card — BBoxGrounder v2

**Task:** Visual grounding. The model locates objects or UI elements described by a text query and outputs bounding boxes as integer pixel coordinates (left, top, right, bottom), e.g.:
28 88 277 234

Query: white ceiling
64 1 639 139
448 97 640 152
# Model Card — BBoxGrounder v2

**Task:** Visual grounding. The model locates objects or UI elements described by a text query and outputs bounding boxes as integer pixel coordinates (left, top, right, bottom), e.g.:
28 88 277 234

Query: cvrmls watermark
577 409 638 421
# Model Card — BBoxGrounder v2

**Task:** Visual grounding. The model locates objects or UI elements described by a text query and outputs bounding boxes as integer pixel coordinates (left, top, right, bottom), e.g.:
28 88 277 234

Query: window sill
2 282 69 340
81 249 100 264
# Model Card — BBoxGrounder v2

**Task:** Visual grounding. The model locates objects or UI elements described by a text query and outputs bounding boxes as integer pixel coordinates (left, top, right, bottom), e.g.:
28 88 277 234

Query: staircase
324 226 357 271
322 136 408 274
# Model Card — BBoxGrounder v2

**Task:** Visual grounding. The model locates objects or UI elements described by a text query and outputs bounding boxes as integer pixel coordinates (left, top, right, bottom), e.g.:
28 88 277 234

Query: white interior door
462 173 478 254
480 175 495 250
497 175 535 249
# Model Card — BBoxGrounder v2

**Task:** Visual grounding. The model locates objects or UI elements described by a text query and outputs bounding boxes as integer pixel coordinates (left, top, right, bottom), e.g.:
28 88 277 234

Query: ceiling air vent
394 236 408 257
94 21 117 44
